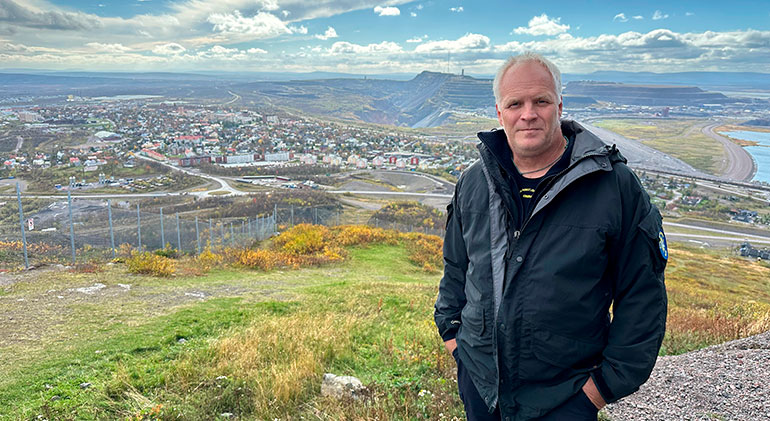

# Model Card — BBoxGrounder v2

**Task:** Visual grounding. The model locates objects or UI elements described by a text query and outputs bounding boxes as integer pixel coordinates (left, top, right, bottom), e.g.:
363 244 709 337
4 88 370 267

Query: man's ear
558 96 563 118
496 104 503 126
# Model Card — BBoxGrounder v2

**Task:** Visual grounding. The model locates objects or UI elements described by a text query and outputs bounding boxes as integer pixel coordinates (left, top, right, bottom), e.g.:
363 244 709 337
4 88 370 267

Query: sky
1 0 770 75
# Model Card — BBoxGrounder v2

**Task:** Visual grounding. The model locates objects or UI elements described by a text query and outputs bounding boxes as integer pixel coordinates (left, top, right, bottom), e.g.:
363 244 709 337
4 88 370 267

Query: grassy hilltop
0 225 768 420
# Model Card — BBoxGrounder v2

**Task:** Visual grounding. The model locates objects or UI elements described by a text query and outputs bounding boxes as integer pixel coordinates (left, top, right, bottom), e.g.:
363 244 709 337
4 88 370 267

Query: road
702 123 756 182
134 155 246 197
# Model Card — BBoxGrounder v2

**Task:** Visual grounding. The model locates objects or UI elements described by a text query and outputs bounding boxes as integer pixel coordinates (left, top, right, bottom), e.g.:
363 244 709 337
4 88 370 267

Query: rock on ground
321 373 367 400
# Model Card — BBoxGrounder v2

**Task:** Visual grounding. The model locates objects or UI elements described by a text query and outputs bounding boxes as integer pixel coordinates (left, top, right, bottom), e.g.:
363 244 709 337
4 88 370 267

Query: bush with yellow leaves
332 225 398 246
400 232 444 272
126 251 176 277
234 248 280 271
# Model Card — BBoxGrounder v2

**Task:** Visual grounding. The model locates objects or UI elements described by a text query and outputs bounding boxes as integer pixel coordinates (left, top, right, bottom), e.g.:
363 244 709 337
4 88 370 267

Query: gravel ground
604 332 770 420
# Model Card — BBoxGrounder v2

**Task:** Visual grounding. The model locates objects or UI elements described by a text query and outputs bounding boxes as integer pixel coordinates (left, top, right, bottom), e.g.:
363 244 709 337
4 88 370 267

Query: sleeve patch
658 230 668 260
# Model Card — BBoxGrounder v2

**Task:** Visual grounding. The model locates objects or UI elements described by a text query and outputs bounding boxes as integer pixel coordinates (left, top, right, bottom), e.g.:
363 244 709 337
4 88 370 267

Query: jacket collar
476 119 626 169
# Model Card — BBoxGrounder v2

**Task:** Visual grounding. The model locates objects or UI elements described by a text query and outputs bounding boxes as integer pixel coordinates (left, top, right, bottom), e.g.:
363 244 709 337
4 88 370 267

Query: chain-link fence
2 190 446 270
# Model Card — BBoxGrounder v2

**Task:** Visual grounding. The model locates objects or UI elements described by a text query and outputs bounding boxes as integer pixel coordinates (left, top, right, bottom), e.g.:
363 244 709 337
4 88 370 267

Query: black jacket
435 120 668 420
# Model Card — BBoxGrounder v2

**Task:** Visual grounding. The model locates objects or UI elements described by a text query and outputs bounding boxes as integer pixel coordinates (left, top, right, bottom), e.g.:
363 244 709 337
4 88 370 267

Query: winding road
702 123 756 182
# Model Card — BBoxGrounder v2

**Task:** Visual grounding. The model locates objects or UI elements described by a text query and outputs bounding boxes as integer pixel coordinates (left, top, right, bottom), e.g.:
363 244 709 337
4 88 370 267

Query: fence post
209 218 213 249
15 183 29 269
220 221 225 249
230 222 234 247
68 190 75 265
248 218 252 238
160 207 165 248
273 204 277 233
195 216 201 255
137 204 142 251
290 205 294 227
108 199 115 259
176 213 181 253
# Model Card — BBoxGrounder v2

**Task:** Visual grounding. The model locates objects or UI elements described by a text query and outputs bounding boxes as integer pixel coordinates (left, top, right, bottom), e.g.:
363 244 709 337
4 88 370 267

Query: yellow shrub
333 225 397 246
236 248 279 271
400 232 444 272
194 248 223 272
126 251 176 277
272 224 331 256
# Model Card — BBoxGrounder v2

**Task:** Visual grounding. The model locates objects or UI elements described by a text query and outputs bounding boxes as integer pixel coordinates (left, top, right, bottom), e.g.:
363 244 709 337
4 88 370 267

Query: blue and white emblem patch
658 230 668 260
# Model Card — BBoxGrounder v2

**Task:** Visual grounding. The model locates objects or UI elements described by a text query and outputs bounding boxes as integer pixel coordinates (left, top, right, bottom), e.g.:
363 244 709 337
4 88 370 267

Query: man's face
496 61 563 160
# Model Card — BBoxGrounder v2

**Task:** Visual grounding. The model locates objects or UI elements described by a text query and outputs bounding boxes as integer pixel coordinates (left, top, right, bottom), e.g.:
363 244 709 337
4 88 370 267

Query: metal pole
137 204 142 251
160 207 165 248
209 218 213 249
195 216 201 255
229 223 234 247
248 218 252 237
220 221 225 248
15 183 29 269
176 213 181 252
290 205 294 227
108 199 115 259
273 204 277 233
68 190 75 264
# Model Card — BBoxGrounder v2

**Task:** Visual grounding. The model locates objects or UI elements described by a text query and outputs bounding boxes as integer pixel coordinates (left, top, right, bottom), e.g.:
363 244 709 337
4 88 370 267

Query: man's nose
520 103 537 120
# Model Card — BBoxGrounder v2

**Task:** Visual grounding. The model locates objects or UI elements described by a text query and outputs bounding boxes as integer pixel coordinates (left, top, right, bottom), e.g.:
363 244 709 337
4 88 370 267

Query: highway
702 123 756 182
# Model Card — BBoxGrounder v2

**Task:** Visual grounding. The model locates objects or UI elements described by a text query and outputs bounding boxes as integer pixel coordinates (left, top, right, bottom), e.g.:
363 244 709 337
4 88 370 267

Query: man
434 53 668 421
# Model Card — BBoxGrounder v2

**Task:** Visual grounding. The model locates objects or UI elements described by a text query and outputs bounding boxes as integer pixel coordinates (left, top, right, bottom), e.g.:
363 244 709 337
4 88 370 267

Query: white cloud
513 14 569 36
450 7 463 13
329 40 402 54
247 47 267 54
685 12 695 17
374 6 400 16
209 45 237 55
406 36 423 43
207 10 306 39
652 10 669 20
315 26 338 40
86 42 130 53
415 33 490 53
416 4 423 10
152 42 186 55
0 0 103 31
613 13 628 22
410 12 416 17
633 15 643 20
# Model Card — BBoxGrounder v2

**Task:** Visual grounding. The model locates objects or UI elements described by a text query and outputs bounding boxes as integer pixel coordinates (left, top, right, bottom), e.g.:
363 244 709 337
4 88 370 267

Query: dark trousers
455 350 598 421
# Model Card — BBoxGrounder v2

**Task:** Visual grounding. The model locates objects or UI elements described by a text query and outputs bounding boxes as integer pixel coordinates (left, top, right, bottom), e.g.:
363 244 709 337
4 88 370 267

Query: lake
719 130 770 184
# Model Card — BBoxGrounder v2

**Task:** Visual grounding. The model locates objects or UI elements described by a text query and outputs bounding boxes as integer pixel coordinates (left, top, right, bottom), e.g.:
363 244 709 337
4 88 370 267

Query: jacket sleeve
434 182 469 342
592 174 668 404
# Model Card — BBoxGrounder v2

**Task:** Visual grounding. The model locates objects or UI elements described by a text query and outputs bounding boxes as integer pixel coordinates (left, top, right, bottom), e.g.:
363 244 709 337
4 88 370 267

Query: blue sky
2 0 770 74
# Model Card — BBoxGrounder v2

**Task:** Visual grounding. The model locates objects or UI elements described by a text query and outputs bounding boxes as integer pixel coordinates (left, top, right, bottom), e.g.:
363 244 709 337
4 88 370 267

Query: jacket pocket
519 325 606 381
460 304 485 339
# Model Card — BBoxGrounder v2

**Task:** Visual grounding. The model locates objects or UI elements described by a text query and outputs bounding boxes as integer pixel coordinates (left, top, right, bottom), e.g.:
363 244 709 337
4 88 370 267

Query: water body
719 130 770 183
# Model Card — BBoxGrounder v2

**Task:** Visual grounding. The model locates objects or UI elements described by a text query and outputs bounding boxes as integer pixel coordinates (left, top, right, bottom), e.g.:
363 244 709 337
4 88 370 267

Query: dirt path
703 123 756 181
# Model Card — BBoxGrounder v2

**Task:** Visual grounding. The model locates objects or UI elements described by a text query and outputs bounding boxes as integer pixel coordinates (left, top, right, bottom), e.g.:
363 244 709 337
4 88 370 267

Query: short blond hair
493 52 562 106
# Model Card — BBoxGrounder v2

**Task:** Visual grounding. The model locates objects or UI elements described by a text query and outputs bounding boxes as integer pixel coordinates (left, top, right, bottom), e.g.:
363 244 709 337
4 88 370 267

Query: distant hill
3 69 769 127
563 81 734 106
234 71 494 127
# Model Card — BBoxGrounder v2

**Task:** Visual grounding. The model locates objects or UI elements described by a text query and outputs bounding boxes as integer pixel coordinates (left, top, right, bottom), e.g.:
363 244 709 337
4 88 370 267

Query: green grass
2 237 769 419
0 244 461 420
593 119 726 174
